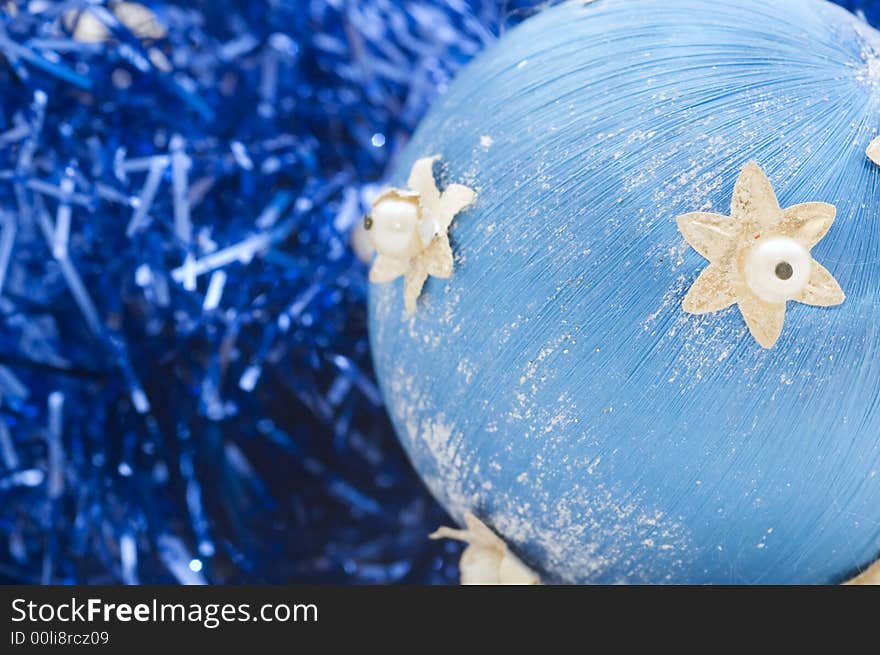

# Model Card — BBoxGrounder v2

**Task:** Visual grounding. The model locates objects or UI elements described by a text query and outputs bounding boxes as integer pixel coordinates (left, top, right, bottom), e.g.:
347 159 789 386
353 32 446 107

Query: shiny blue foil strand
0 0 873 584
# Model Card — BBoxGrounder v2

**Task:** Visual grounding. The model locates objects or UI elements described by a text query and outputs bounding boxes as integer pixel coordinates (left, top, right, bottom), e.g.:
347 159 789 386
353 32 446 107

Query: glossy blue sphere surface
369 0 880 583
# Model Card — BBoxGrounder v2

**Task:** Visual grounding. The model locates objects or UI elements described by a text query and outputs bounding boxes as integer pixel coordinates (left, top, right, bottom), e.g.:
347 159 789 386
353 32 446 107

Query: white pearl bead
368 196 421 259
744 236 811 303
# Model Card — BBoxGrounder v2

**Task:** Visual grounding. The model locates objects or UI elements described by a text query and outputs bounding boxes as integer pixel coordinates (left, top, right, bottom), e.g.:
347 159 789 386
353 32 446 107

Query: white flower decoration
430 512 541 585
677 162 845 349
867 135 880 166
846 559 880 585
366 156 476 314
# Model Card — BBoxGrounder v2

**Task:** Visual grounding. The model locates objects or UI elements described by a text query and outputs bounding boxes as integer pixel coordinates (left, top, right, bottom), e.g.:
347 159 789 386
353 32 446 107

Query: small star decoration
367 156 476 314
676 162 845 349
430 512 541 585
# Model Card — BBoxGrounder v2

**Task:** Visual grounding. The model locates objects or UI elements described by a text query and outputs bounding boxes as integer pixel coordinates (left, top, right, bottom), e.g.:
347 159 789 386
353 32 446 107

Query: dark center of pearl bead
775 261 794 281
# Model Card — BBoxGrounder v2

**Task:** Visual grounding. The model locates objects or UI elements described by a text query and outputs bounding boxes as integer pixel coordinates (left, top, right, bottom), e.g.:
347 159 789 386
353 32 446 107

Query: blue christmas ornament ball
369 0 880 584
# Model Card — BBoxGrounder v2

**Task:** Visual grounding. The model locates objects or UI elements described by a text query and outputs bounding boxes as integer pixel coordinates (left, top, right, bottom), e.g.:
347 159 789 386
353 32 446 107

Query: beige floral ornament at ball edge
366 156 476 314
676 161 845 348
430 513 541 585
846 560 880 585
867 135 880 166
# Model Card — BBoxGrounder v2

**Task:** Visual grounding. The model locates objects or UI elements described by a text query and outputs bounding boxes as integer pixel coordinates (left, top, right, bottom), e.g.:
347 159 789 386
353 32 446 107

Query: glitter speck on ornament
0 0 555 585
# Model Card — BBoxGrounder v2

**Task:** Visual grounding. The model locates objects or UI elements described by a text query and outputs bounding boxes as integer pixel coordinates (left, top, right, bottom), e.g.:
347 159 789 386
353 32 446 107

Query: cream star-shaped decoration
845 558 880 585
676 162 845 349
867 135 880 166
366 156 476 314
430 512 541 585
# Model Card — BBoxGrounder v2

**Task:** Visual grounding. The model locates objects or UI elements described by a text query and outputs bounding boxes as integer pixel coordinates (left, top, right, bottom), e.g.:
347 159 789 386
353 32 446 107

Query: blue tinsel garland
0 0 875 585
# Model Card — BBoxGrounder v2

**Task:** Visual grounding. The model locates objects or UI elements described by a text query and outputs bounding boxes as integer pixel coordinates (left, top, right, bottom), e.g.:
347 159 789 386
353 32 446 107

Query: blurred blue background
0 0 876 585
